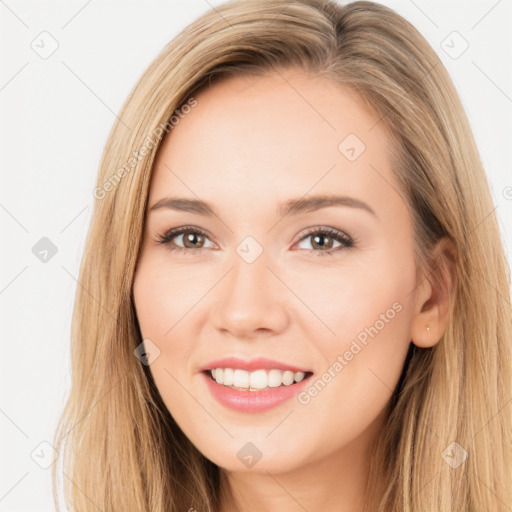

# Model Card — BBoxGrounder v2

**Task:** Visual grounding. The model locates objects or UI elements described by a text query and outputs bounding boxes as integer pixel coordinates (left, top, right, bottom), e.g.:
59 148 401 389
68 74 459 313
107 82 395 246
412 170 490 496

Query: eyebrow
149 194 376 218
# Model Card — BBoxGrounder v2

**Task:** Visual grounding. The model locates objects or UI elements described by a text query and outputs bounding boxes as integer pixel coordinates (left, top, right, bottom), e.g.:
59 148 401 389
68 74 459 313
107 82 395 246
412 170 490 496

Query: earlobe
412 323 436 348
410 237 457 348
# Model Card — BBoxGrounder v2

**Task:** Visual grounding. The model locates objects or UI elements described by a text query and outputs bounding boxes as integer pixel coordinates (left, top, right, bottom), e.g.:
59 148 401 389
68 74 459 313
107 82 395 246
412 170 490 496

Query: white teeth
223 368 234 386
294 371 305 383
209 368 309 390
268 369 283 388
249 369 267 390
233 369 249 388
282 370 294 386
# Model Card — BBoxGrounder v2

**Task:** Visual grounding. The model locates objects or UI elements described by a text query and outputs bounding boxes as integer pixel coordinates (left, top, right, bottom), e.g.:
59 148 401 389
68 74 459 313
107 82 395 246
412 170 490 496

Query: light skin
132 68 453 511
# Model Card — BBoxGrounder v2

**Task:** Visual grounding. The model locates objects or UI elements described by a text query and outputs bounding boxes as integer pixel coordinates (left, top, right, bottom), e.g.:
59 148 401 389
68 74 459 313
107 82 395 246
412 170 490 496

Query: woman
53 0 512 510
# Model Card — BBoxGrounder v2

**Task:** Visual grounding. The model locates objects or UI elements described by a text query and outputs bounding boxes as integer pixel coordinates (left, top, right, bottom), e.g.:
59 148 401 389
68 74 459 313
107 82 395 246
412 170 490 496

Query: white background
1 0 511 510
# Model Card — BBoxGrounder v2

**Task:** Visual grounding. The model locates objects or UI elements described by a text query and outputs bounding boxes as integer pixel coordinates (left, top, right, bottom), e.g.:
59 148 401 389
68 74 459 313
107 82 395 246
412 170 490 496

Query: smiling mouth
205 368 314 392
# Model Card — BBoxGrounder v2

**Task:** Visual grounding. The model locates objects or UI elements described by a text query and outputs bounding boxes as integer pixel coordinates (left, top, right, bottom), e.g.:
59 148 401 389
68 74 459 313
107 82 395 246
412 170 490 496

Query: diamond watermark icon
32 237 58 263
30 31 59 60
30 441 58 469
237 442 263 468
236 236 263 264
338 133 366 162
441 441 468 469
134 338 161 366
441 31 469 60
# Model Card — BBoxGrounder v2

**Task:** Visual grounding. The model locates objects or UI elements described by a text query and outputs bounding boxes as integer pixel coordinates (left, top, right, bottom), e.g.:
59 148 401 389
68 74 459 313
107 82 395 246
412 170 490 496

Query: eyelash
154 225 355 257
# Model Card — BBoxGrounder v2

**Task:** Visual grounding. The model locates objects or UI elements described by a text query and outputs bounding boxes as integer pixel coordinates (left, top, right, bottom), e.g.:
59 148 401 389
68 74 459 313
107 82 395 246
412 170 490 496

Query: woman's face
133 68 423 474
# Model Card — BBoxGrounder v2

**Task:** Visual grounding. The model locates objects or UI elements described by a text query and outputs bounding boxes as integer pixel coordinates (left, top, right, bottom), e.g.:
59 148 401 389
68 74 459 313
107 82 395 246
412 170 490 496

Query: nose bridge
211 241 289 336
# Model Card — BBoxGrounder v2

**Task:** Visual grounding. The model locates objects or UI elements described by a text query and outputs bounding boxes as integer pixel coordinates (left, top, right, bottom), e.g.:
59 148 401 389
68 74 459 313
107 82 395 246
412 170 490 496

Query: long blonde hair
52 1 512 510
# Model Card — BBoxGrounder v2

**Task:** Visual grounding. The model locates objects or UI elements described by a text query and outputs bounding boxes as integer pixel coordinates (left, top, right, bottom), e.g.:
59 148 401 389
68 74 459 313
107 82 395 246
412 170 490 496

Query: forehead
148 68 402 216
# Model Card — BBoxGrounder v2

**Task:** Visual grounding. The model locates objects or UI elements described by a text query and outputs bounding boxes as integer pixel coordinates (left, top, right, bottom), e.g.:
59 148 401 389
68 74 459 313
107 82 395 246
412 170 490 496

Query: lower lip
202 371 312 413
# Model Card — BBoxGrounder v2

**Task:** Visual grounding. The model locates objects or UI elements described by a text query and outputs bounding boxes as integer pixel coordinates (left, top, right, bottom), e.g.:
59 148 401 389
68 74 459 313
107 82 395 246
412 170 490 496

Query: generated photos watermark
298 301 403 405
93 97 198 200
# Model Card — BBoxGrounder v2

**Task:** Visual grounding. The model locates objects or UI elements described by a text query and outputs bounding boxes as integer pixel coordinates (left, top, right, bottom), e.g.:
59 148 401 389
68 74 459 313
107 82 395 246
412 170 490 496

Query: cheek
294 316 412 464
282 243 416 348
285 250 416 430
133 260 195 374
133 263 202 441
133 254 205 341
132 255 209 385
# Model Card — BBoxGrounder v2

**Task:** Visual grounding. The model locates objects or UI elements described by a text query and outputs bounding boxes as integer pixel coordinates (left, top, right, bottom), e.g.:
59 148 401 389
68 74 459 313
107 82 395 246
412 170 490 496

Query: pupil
313 234 332 249
185 232 202 248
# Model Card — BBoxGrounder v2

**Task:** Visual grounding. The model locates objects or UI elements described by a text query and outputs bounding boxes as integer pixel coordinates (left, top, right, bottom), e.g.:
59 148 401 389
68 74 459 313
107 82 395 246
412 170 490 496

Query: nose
210 249 290 339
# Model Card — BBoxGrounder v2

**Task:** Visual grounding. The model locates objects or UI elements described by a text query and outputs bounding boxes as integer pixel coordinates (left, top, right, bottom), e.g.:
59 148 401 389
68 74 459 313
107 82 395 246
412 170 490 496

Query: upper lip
200 357 312 373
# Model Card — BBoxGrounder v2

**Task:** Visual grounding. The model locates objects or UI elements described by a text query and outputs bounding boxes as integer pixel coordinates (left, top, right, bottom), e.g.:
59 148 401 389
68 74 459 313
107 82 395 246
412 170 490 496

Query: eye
155 226 215 254
155 225 355 257
294 226 354 257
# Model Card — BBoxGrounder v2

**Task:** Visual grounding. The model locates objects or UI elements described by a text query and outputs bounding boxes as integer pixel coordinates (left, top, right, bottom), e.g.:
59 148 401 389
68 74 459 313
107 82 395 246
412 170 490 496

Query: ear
410 237 457 348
